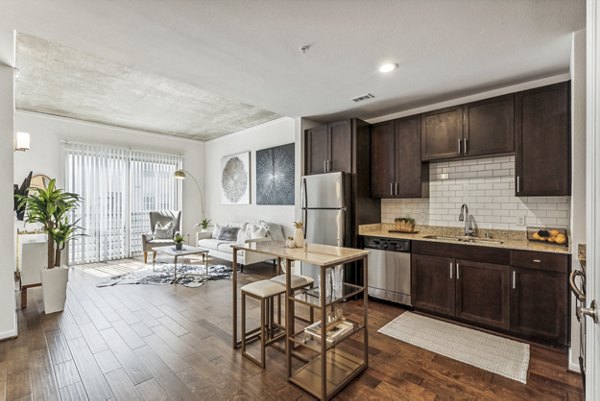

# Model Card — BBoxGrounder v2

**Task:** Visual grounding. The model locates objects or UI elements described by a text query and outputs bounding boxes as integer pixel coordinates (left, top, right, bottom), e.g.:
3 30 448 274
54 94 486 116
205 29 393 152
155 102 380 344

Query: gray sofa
142 210 182 263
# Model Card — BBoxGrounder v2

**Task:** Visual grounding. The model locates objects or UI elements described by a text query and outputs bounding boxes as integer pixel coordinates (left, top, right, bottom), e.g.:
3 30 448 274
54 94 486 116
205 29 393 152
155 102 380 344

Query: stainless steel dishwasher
364 237 411 306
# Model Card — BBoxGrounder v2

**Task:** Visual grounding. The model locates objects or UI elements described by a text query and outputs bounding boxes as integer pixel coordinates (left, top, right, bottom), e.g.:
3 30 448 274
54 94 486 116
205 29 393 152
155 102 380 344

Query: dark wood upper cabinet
422 97 515 161
455 259 510 330
396 116 428 198
421 106 463 161
412 254 455 316
371 116 428 198
304 120 353 175
371 120 396 198
515 82 571 196
306 125 329 175
329 120 352 173
463 94 515 157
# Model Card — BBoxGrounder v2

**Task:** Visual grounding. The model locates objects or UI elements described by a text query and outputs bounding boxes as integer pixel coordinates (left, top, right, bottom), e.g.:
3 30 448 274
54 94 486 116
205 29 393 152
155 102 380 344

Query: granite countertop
359 224 571 255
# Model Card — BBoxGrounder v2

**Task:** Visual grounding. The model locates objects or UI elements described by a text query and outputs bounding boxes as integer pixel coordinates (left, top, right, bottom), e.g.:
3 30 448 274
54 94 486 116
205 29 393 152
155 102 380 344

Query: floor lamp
174 168 205 224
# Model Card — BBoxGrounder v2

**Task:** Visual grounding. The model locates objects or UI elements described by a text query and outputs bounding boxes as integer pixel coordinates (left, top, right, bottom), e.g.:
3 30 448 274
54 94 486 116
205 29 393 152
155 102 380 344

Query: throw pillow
217 225 240 241
237 228 250 243
154 221 174 239
212 224 223 239
249 226 268 239
260 220 285 241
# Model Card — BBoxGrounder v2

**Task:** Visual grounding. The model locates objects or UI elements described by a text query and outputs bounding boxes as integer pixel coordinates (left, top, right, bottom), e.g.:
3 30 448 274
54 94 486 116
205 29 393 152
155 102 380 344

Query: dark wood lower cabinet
412 254 455 316
455 260 510 330
510 267 568 345
412 242 569 347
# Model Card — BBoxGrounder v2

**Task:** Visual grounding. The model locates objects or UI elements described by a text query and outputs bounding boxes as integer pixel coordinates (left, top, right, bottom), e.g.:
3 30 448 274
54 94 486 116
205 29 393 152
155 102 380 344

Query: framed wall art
221 152 250 205
256 143 295 205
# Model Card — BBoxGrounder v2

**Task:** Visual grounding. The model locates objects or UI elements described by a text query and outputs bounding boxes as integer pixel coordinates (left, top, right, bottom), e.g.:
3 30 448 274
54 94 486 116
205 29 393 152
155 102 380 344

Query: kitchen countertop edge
360 230 571 255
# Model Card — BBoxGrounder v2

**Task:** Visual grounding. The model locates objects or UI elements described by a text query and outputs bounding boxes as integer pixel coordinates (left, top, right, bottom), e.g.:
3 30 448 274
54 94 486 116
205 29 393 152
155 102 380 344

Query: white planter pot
294 228 305 248
41 266 69 314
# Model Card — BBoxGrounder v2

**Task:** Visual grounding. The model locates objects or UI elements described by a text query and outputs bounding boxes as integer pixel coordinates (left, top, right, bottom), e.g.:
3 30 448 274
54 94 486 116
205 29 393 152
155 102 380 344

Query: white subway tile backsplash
381 155 571 231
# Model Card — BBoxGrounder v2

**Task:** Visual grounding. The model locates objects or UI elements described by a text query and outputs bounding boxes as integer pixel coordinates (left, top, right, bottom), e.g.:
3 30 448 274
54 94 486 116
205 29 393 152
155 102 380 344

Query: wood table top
231 241 369 267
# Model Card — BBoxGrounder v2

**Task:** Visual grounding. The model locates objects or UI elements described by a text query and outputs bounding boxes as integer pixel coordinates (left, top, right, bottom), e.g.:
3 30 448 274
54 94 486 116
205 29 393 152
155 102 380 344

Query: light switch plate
517 214 526 226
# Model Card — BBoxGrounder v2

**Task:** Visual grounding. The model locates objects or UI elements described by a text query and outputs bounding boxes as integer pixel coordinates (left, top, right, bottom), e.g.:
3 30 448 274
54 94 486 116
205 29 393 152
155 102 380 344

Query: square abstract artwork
221 152 250 205
256 143 295 205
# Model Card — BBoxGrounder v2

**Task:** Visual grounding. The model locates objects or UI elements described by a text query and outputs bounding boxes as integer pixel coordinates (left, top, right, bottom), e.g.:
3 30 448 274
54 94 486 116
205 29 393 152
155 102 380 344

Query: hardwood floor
0 257 583 400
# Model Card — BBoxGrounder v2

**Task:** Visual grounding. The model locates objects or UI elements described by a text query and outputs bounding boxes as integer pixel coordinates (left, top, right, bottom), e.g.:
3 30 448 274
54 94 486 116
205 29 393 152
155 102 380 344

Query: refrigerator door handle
302 178 308 237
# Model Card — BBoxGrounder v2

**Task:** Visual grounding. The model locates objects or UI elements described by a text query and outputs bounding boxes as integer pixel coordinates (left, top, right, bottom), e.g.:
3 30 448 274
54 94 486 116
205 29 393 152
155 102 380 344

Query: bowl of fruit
527 226 568 246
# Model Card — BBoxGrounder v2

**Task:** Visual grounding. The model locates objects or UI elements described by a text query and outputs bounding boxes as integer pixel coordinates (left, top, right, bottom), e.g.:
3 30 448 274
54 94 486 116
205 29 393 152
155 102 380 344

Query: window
64 143 182 264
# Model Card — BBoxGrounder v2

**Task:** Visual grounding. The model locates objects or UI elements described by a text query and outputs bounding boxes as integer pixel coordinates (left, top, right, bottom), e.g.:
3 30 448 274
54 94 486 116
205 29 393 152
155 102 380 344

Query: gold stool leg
241 291 247 356
260 298 266 368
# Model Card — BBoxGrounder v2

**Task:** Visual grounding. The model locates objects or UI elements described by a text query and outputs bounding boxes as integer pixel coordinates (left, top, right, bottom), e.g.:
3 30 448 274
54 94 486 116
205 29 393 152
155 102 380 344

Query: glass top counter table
231 241 370 401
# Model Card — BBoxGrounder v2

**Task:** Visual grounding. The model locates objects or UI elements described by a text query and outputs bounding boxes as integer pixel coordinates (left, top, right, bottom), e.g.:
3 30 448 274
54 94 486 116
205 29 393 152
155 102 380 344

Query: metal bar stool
241 267 315 368
270 259 315 325
241 280 286 368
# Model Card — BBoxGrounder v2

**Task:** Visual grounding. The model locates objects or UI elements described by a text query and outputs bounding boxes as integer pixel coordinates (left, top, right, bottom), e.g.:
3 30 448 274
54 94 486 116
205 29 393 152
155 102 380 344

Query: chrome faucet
459 204 474 236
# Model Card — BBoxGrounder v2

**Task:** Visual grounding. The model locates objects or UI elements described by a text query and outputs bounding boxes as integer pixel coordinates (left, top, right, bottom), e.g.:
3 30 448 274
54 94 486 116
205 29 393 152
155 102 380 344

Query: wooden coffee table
153 245 210 283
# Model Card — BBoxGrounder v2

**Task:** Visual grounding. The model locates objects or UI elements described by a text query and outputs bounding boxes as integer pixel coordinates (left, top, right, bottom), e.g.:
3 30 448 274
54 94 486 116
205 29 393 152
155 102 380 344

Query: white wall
0 29 16 340
569 29 586 372
204 117 296 234
382 155 571 231
13 111 205 237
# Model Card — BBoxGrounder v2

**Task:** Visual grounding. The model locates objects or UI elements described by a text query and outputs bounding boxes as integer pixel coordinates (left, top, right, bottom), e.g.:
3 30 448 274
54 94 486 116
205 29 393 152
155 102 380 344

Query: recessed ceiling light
379 63 398 73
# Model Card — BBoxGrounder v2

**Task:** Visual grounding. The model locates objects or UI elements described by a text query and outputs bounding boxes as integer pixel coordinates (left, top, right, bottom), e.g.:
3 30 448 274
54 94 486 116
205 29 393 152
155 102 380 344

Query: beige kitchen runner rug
378 312 530 383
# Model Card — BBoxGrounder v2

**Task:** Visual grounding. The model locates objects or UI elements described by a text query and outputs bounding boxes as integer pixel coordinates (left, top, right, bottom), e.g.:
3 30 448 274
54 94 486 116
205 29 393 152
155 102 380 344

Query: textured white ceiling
1 0 586 132
15 34 280 141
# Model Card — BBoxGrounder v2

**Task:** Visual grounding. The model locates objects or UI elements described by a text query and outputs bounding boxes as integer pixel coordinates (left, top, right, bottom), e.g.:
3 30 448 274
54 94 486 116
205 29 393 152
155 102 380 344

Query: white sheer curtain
130 151 182 255
64 143 182 264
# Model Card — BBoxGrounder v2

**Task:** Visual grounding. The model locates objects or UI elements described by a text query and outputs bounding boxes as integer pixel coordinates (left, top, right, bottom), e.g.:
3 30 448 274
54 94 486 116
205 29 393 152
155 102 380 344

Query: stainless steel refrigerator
300 172 351 279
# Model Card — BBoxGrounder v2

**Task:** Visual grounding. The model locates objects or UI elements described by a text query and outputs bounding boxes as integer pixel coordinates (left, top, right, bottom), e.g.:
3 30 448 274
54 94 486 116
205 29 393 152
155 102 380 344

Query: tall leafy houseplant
17 179 81 268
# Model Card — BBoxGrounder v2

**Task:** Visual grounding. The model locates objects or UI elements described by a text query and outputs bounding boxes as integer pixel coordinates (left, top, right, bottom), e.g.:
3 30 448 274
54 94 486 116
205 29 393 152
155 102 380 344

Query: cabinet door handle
512 271 516 290
323 161 327 172
390 183 394 196
516 176 520 193
456 263 460 280
458 138 462 154
464 138 468 154
533 259 541 263
395 182 399 196
449 262 453 279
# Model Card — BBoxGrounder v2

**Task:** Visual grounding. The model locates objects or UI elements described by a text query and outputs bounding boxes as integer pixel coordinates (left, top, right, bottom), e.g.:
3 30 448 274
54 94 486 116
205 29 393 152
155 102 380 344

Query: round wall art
221 152 250 204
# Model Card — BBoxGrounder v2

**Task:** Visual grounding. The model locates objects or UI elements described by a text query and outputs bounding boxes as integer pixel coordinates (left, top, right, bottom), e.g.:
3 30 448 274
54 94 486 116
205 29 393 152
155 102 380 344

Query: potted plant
199 218 212 231
17 179 81 314
174 232 185 250
293 221 304 248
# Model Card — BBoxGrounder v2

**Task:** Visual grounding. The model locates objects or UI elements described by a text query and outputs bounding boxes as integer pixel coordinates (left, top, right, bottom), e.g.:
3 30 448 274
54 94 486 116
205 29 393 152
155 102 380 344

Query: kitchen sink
421 235 461 241
422 234 503 245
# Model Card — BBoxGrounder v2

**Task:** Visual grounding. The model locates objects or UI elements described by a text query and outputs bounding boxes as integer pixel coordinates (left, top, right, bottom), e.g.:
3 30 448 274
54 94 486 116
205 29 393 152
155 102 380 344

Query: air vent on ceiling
352 93 375 103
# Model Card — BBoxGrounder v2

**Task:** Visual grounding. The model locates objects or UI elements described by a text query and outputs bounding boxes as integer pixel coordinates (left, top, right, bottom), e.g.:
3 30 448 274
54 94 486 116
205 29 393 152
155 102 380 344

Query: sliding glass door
64 143 182 265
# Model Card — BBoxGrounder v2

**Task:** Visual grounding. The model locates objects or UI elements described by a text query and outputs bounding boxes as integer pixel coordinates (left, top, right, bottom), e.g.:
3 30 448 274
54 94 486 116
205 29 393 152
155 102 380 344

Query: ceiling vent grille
352 93 375 103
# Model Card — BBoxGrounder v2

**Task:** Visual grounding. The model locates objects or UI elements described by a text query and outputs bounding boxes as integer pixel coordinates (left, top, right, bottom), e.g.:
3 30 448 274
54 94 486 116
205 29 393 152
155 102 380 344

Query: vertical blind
64 143 182 265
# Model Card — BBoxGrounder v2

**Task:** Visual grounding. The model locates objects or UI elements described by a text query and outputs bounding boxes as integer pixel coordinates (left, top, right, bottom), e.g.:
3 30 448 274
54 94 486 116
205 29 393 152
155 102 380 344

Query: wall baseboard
0 313 17 341
568 361 583 374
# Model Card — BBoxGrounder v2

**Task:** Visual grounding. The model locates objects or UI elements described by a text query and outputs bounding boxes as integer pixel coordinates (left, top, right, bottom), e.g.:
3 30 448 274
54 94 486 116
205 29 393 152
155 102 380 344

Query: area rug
378 312 530 383
96 264 233 288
